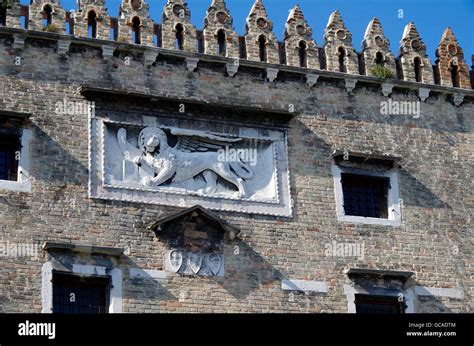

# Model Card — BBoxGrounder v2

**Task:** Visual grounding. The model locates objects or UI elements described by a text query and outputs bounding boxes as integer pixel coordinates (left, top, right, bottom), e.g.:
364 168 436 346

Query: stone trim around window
41 261 123 313
332 165 402 227
343 284 415 313
0 128 31 192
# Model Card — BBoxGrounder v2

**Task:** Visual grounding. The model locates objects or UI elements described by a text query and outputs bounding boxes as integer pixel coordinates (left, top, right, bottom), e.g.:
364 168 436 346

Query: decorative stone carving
381 83 394 97
203 0 239 59
244 0 279 64
284 5 319 69
165 250 224 276
418 87 430 102
306 73 319 87
90 115 292 216
226 61 239 77
161 0 197 52
185 57 199 71
266 67 279 82
101 44 115 59
13 33 26 50
398 22 434 84
362 18 397 78
344 78 357 95
324 10 358 74
435 27 471 89
452 93 465 106
57 38 71 56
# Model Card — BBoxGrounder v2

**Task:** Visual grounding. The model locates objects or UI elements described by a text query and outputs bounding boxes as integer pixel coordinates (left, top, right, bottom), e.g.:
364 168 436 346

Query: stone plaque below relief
89 115 292 216
165 250 224 277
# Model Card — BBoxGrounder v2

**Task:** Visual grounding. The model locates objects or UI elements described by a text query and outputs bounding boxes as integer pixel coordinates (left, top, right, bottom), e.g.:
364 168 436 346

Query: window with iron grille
341 173 390 219
0 134 20 181
355 294 405 314
52 272 110 314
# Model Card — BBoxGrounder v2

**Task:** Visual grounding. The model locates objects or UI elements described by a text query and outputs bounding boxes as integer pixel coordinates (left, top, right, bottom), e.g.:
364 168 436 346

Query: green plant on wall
43 24 60 33
371 66 394 79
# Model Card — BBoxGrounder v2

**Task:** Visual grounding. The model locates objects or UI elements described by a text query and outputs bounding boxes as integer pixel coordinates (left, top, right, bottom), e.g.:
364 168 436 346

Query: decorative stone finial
117 0 154 46
73 0 110 40
161 0 198 52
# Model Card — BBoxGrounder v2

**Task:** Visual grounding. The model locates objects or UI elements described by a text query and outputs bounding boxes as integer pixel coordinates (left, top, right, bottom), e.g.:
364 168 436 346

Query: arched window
298 41 307 68
338 46 346 73
217 29 226 56
414 57 422 82
42 5 53 29
87 11 97 39
375 51 384 66
0 4 7 27
258 35 267 62
132 16 141 44
175 23 184 50
450 61 460 87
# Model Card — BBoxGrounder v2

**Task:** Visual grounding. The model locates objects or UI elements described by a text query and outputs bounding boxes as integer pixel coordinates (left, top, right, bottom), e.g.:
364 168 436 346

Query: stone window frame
343 284 415 313
332 164 402 227
0 128 31 193
41 261 123 313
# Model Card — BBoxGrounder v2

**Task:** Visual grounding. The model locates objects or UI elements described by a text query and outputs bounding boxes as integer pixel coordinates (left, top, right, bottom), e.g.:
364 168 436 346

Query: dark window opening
87 11 97 38
0 135 20 181
414 57 422 82
217 29 226 56
258 35 267 62
132 16 141 44
338 46 346 73
375 51 384 66
450 62 460 87
42 5 53 29
298 41 307 68
52 272 110 314
341 173 389 219
355 294 405 314
0 5 6 26
175 23 184 50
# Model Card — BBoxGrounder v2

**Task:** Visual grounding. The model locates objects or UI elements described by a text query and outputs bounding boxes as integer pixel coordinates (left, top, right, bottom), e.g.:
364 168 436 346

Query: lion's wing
117 128 142 159
171 128 242 153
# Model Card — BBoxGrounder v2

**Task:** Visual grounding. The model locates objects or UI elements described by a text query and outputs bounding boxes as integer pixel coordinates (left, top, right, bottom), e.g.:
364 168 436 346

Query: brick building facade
0 0 472 314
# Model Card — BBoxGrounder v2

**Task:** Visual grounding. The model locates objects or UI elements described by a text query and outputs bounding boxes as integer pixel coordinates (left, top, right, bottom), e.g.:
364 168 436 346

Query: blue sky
21 0 474 62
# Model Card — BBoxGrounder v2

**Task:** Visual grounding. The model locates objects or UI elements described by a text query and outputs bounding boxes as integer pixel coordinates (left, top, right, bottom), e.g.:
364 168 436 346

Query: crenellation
0 0 470 89
435 27 471 89
362 18 397 78
244 0 279 64
398 22 434 84
161 0 198 52
117 0 154 46
28 0 66 34
203 0 239 59
323 10 359 75
72 0 111 41
283 5 319 69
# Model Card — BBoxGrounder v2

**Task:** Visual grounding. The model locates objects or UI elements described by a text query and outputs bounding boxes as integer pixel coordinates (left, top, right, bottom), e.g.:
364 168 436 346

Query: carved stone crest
187 252 203 274
168 249 183 273
206 253 222 275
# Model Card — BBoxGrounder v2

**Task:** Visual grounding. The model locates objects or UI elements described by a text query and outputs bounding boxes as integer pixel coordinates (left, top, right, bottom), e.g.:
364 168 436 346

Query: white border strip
415 286 464 299
281 279 328 293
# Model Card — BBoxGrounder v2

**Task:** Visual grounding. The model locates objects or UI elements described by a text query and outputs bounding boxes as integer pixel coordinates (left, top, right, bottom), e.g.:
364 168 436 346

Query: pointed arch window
175 23 184 50
217 29 226 56
414 57 422 82
375 52 384 66
87 11 97 39
338 46 346 73
450 60 460 87
258 35 267 63
0 4 6 26
42 4 53 29
132 16 141 44
299 41 307 68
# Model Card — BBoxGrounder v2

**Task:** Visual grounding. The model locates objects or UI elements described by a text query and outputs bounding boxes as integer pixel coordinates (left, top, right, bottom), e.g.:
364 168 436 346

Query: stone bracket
418 87 430 102
306 73 319 87
57 39 71 57
344 78 357 95
381 83 394 97
13 34 26 50
101 45 116 60
452 93 465 106
186 57 199 72
266 67 279 82
226 61 239 77
143 51 158 66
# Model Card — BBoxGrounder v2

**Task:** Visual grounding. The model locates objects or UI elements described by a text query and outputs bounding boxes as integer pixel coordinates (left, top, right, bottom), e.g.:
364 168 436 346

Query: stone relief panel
165 250 224 277
89 114 292 216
